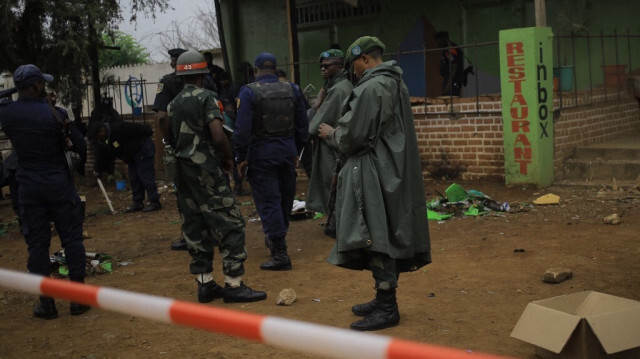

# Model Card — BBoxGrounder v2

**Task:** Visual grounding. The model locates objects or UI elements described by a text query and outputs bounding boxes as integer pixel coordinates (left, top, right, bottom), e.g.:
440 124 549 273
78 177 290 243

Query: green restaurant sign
499 27 554 187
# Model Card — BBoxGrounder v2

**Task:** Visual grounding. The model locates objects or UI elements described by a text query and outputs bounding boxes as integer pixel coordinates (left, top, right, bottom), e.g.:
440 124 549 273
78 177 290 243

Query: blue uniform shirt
0 97 81 185
234 74 309 163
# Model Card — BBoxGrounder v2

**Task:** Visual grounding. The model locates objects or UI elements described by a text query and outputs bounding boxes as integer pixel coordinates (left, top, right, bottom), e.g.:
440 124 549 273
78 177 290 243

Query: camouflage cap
346 36 385 63
318 49 345 63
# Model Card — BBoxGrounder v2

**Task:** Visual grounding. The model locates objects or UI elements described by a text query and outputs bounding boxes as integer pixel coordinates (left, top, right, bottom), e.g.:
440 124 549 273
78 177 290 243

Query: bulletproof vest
248 81 295 138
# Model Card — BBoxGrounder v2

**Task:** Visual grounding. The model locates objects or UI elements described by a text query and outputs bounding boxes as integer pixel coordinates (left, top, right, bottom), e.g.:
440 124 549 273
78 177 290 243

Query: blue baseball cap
254 52 277 69
13 64 54 89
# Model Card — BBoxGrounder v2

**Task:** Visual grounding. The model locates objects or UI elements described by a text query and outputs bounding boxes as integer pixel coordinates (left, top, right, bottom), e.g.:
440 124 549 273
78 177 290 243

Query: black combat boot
197 280 224 303
351 298 377 316
324 214 336 238
222 282 267 303
123 201 144 213
33 296 58 320
142 200 162 212
70 303 91 316
260 244 292 271
350 289 400 331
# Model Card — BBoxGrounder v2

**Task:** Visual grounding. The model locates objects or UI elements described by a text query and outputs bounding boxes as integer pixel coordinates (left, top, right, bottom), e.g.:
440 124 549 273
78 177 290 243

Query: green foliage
0 0 169 109
99 31 150 68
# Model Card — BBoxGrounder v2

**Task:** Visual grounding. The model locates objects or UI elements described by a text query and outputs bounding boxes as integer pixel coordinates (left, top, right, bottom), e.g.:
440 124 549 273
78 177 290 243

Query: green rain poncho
307 70 353 214
327 61 431 272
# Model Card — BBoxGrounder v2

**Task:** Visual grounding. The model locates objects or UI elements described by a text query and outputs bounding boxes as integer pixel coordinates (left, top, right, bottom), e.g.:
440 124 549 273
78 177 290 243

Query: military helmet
176 50 210 76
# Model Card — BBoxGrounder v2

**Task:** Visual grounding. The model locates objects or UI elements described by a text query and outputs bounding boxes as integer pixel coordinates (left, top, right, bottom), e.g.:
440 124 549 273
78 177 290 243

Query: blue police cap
254 52 277 69
13 64 54 89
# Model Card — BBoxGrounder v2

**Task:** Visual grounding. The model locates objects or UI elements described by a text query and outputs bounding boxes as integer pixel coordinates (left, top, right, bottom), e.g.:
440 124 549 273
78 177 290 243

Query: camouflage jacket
167 84 224 172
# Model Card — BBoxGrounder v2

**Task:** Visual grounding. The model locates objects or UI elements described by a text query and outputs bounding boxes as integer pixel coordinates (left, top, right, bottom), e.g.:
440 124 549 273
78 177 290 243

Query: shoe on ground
222 282 267 303
171 238 188 251
197 280 224 303
34 297 58 320
351 298 377 317
350 308 400 331
142 201 162 212
123 201 144 213
70 303 91 316
350 289 399 331
260 254 292 271
260 247 292 271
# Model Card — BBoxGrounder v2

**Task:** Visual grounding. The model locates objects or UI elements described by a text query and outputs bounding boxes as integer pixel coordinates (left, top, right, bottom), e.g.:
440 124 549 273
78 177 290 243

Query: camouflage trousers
368 250 399 290
175 159 247 277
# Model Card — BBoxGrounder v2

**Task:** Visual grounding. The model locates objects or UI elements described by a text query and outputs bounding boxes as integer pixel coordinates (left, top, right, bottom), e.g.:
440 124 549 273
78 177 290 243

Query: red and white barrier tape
0 268 518 359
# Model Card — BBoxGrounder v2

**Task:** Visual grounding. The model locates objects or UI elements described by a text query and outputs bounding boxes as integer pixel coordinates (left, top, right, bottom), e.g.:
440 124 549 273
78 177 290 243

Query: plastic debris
426 183 509 221
292 200 306 212
445 183 469 202
463 205 488 217
533 193 560 205
427 209 453 221
290 200 314 220
50 250 113 276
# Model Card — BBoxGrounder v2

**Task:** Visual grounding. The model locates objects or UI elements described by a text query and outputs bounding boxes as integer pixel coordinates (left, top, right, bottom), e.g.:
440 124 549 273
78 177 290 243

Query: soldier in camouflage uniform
166 50 266 304
154 48 218 251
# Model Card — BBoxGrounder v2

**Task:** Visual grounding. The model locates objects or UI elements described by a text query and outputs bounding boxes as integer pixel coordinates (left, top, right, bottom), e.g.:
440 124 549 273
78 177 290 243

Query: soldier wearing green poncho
307 49 353 237
318 36 431 331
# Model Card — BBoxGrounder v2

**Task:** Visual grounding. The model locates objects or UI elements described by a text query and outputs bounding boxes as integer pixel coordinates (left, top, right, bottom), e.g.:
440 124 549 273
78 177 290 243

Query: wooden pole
214 0 231 73
97 178 116 214
285 0 300 83
535 0 547 27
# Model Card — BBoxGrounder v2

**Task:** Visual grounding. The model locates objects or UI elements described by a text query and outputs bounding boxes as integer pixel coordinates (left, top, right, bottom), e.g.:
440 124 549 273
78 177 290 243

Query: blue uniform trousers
19 181 85 282
128 137 159 203
248 157 296 246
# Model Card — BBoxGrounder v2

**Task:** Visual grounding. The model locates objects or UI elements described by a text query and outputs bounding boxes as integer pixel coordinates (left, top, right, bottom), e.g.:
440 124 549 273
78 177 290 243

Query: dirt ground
0 176 638 359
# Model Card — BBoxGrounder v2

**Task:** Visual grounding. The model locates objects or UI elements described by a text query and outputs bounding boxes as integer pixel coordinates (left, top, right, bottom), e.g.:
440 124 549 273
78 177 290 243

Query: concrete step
573 147 640 160
563 158 640 180
557 178 640 190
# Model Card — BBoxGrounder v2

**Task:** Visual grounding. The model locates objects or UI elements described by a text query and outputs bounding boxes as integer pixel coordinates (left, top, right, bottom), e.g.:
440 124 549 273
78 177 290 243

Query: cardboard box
511 291 640 358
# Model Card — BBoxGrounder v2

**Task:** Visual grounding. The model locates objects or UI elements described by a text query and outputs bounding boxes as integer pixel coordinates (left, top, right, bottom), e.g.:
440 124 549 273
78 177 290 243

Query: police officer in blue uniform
0 64 90 319
87 120 161 212
234 52 309 271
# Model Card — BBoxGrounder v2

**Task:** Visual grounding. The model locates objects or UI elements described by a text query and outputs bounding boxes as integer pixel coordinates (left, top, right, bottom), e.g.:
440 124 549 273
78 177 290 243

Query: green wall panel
220 0 640 96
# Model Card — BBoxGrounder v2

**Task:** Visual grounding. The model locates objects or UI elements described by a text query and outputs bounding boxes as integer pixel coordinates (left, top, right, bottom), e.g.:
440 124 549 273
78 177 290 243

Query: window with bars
296 0 381 25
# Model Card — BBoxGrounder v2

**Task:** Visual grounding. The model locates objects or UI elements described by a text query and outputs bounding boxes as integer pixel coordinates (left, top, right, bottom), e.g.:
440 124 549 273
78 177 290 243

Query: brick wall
552 92 640 176
413 89 640 182
1 92 637 185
